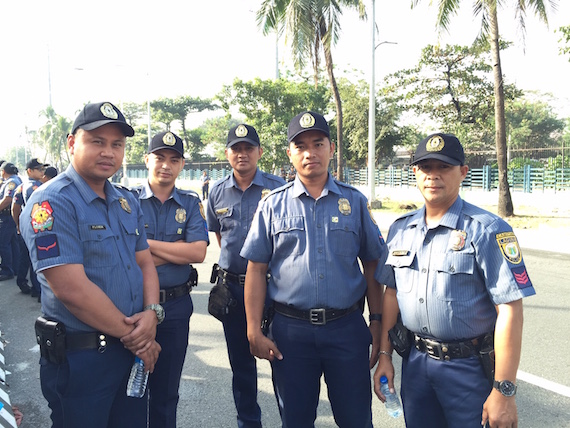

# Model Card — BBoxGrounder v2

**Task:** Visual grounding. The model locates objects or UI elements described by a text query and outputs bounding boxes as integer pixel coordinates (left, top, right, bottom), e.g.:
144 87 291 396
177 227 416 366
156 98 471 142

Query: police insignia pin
119 197 131 214
496 232 522 264
449 230 467 251
215 208 229 215
177 228 183 235
338 198 351 215
426 135 445 152
100 102 118 119
7 182 16 191
261 188 271 199
235 125 248 137
163 132 176 146
199 202 206 220
392 250 409 256
332 216 339 223
175 208 187 223
299 113 316 128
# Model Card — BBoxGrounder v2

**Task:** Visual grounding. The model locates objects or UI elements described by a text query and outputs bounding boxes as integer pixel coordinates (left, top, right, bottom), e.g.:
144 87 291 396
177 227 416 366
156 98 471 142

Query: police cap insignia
300 113 316 129
496 232 522 264
338 198 351 215
163 132 176 146
235 125 248 138
175 208 186 223
100 102 119 119
426 135 445 152
119 197 132 214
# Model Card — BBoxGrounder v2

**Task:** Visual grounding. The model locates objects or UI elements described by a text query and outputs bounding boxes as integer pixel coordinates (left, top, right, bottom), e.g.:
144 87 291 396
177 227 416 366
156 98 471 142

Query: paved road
1 233 569 427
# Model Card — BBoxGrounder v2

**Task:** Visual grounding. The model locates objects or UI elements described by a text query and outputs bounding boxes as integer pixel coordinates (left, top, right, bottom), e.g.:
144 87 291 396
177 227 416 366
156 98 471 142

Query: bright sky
1 0 568 157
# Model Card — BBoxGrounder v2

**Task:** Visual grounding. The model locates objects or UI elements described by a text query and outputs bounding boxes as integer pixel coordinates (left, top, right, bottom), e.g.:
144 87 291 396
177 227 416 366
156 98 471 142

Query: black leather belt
159 283 192 304
66 332 120 353
273 301 360 325
414 334 483 361
218 268 246 287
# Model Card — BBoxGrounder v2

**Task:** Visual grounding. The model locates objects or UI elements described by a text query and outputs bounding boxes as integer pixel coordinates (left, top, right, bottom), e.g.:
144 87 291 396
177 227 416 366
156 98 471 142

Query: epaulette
333 179 359 192
177 188 200 199
269 181 294 195
210 174 231 189
461 200 501 229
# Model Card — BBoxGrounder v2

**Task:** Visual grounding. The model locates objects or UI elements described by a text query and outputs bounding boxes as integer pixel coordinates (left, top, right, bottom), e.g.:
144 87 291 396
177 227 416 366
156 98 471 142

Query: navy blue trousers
401 346 492 428
40 342 147 428
0 215 17 277
269 310 373 428
149 294 193 428
222 280 262 428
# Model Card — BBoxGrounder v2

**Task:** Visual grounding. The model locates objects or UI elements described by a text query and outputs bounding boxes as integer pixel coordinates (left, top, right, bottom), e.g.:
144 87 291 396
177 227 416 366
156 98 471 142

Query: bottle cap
380 376 388 384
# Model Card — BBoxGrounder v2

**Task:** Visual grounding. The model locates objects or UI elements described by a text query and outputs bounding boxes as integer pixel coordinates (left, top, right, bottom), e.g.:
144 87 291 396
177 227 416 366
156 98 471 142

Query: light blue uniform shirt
376 196 535 341
135 182 209 288
0 175 22 214
206 168 285 275
20 165 149 333
241 174 387 310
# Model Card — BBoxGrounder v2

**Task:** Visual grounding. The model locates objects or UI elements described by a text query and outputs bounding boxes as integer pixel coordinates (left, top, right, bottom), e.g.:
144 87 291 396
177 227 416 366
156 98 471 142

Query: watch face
499 380 517 397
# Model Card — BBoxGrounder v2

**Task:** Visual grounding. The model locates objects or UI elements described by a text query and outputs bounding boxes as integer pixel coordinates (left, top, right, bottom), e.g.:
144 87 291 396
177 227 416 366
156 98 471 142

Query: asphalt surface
1 198 570 427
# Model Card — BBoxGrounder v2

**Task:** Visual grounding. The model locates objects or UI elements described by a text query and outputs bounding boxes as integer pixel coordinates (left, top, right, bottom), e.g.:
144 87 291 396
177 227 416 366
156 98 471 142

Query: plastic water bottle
126 356 149 398
380 375 403 418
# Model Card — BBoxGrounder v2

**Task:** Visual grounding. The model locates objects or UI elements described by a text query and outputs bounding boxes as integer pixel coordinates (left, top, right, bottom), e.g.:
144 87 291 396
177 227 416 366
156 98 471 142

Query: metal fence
344 165 570 193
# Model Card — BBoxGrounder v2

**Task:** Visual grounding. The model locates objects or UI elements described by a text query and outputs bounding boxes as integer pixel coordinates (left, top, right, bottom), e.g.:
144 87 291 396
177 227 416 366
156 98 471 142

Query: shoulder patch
35 234 60 260
496 232 522 264
511 266 532 289
31 201 55 233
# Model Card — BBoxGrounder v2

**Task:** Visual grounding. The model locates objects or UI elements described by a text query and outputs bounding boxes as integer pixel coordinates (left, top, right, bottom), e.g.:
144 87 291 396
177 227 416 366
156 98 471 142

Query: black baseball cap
71 101 135 137
148 131 185 157
287 111 330 142
226 124 260 148
26 158 49 170
1 162 18 174
43 166 58 179
411 133 465 166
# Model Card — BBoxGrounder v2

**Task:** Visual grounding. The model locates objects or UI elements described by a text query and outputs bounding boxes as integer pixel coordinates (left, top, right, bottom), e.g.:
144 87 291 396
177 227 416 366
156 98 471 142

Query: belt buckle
159 289 166 304
310 308 326 325
424 338 444 360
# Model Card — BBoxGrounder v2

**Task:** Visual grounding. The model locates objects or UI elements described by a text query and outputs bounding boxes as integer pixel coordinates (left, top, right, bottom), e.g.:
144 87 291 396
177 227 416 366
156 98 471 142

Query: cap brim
148 146 185 157
77 119 135 137
288 127 330 142
411 154 462 166
226 138 260 148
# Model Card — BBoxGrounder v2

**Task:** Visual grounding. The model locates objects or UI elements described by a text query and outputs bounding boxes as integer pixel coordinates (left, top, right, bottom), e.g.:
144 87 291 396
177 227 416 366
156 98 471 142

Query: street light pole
368 0 397 202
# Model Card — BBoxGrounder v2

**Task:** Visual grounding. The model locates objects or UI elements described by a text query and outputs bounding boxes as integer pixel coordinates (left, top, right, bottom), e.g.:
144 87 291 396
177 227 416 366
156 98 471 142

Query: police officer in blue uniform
206 124 285 428
133 131 209 428
12 158 48 296
20 101 162 428
0 162 23 281
373 133 536 428
241 112 387 428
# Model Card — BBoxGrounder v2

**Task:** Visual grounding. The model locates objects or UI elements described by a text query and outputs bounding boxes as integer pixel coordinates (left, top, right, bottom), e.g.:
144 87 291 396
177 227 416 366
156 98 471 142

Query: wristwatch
144 304 165 325
493 380 517 397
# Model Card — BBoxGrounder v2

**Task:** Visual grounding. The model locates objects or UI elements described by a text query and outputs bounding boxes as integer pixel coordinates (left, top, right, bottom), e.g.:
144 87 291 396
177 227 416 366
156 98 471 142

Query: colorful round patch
496 232 522 264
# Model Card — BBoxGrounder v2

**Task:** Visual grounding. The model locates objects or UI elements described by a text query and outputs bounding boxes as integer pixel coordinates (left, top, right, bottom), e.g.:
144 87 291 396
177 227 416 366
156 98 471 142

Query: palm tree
36 106 72 171
412 0 557 217
257 0 366 182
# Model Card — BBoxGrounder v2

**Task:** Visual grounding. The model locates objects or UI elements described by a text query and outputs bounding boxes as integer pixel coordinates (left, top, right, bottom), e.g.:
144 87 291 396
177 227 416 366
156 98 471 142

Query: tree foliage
217 77 329 171
33 106 72 171
557 25 570 59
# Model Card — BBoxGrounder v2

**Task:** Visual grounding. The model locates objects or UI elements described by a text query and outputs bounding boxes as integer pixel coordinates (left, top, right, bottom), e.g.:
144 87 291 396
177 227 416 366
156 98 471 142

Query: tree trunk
323 44 343 181
489 6 514 217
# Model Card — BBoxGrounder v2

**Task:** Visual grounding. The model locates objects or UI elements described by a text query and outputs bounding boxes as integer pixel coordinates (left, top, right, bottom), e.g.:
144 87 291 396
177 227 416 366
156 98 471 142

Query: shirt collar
139 180 179 204
66 164 121 205
412 196 463 230
227 168 263 190
291 173 340 199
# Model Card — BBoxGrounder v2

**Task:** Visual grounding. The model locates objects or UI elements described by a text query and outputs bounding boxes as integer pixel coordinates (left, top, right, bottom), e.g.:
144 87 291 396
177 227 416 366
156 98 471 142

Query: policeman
20 101 162 428
0 162 22 281
133 131 209 428
241 112 387 427
373 133 536 428
11 158 48 296
206 123 285 428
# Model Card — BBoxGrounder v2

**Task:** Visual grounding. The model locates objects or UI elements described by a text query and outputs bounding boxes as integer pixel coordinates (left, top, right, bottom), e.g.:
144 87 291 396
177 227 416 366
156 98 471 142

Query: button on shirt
376 196 536 341
20 165 149 333
206 168 285 275
241 174 387 310
136 182 209 288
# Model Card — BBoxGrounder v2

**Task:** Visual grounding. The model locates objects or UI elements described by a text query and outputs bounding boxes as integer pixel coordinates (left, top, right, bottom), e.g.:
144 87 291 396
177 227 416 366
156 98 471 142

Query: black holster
188 266 198 287
208 265 236 321
478 333 495 386
388 314 413 358
35 316 67 364
261 303 275 336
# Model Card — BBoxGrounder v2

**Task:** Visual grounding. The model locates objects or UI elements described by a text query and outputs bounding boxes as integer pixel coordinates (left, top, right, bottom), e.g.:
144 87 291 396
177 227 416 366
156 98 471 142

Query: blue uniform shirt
376 196 536 341
0 175 22 213
20 165 149 333
134 182 209 288
22 179 43 204
206 168 285 275
241 174 387 310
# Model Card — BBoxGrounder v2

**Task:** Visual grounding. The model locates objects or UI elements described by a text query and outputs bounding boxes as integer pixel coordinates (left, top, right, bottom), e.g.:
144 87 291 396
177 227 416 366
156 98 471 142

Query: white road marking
518 370 570 397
